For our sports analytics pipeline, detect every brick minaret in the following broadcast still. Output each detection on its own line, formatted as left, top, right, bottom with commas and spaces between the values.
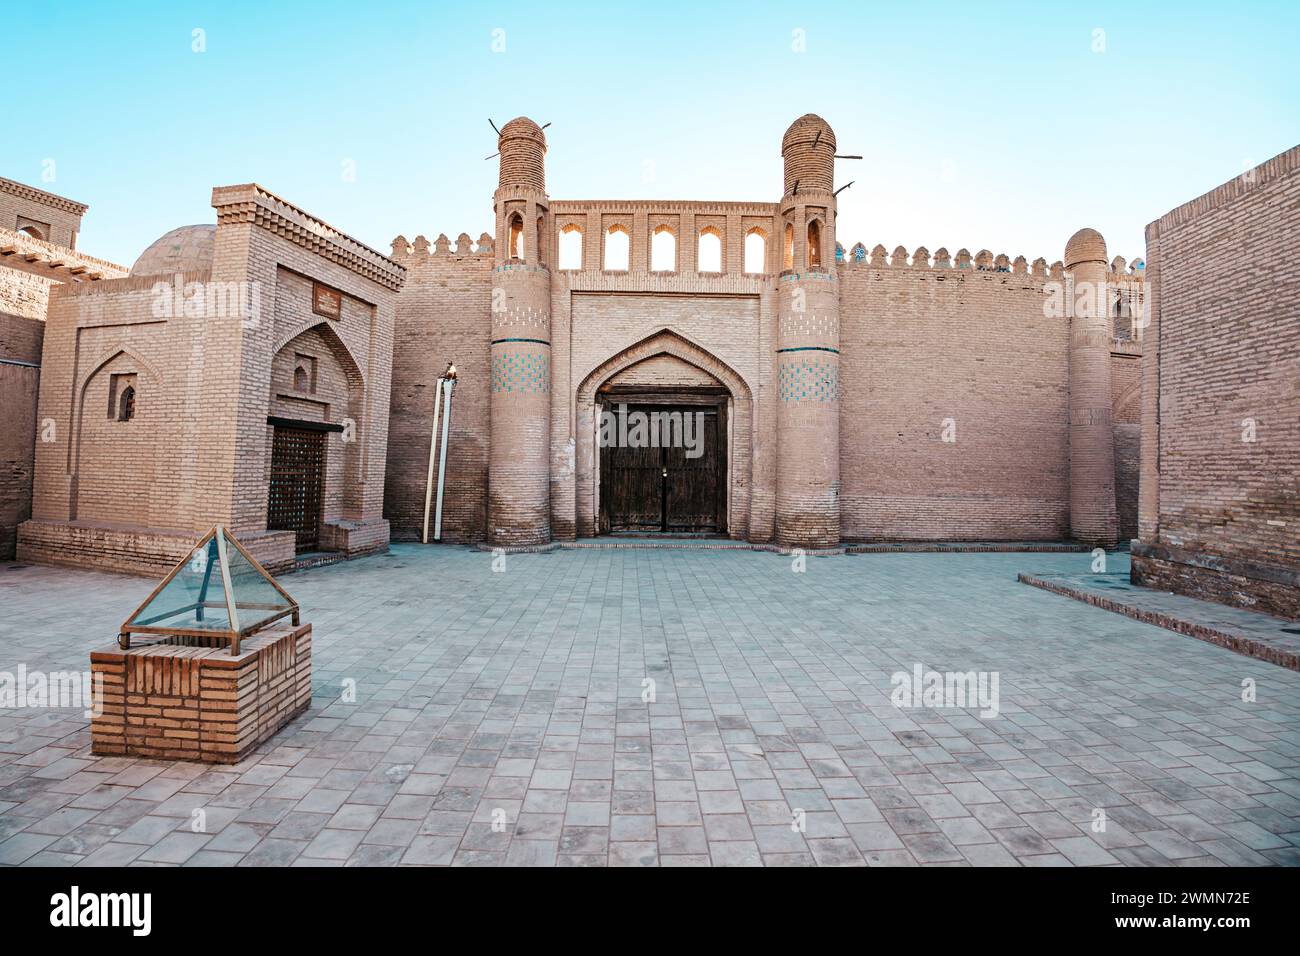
489, 117, 552, 546
1065, 227, 1118, 547
774, 114, 841, 549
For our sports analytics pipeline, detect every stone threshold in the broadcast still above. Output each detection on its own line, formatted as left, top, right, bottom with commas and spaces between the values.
1018, 570, 1300, 672
477, 538, 846, 556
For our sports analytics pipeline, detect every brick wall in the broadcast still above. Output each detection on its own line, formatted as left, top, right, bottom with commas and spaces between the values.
0, 265, 54, 320
0, 313, 42, 558
383, 237, 494, 542
837, 259, 1070, 541
1111, 345, 1142, 542
1134, 146, 1300, 618
28, 273, 211, 538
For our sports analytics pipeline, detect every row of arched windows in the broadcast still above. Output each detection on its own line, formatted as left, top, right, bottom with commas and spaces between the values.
508, 215, 827, 275
547, 225, 772, 274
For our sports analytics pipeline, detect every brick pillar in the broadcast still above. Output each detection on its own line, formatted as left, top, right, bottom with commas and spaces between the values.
490, 117, 552, 546
489, 266, 551, 546
775, 271, 840, 549
774, 114, 842, 550
1065, 228, 1118, 548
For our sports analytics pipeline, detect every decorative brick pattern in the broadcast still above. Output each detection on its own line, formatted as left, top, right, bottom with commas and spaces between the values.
491, 350, 550, 394
90, 622, 311, 763
778, 356, 839, 402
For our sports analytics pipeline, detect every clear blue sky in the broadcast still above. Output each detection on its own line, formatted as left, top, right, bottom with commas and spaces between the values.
3, 1, 1296, 268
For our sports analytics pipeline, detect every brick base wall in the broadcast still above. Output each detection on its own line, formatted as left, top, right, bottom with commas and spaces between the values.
319, 517, 390, 557
17, 519, 298, 576
91, 623, 311, 763
1131, 542, 1299, 621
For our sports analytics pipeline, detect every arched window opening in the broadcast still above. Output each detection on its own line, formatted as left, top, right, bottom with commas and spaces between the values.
294, 365, 309, 391
508, 214, 524, 260
697, 228, 722, 273
807, 219, 823, 270
1114, 292, 1133, 340
118, 386, 136, 422
651, 226, 676, 272
18, 225, 45, 241
558, 224, 583, 270
604, 225, 629, 271
536, 216, 546, 267
744, 230, 766, 274
783, 223, 794, 271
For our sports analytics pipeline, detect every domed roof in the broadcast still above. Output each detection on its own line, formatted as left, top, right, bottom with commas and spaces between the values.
499, 116, 546, 146
782, 113, 836, 153
1064, 227, 1107, 267
130, 224, 216, 277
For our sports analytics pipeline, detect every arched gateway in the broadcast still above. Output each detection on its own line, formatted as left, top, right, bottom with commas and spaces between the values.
574, 330, 754, 540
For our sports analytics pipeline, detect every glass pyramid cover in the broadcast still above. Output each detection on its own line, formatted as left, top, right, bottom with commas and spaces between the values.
121, 526, 299, 653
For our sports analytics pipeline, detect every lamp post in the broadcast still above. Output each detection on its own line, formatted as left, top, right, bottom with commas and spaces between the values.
422, 362, 457, 543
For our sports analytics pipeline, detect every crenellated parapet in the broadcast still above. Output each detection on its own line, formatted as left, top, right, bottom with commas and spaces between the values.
838, 240, 1146, 285
389, 232, 495, 261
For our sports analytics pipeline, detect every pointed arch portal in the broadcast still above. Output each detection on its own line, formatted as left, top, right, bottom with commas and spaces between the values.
574, 330, 754, 539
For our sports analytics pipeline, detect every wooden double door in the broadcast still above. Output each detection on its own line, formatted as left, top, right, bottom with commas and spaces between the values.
599, 398, 726, 534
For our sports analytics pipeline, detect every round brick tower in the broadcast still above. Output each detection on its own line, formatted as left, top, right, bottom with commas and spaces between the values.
1065, 227, 1118, 548
489, 117, 552, 546
775, 114, 841, 549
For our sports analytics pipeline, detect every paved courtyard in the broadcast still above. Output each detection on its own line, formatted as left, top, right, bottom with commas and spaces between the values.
2, 545, 1299, 867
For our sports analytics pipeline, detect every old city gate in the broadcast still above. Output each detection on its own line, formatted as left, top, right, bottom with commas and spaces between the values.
598, 398, 726, 534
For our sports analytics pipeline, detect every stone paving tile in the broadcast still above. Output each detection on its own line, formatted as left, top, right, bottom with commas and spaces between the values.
2, 546, 1300, 867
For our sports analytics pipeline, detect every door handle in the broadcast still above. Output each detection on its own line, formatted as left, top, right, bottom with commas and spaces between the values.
662, 468, 668, 478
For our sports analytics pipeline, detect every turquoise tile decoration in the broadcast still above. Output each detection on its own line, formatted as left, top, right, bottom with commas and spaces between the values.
779, 357, 839, 403
492, 350, 550, 394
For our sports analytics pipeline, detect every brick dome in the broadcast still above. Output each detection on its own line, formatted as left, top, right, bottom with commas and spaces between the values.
782, 114, 836, 153
782, 114, 836, 195
130, 224, 216, 276
1064, 227, 1108, 268
498, 117, 547, 191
